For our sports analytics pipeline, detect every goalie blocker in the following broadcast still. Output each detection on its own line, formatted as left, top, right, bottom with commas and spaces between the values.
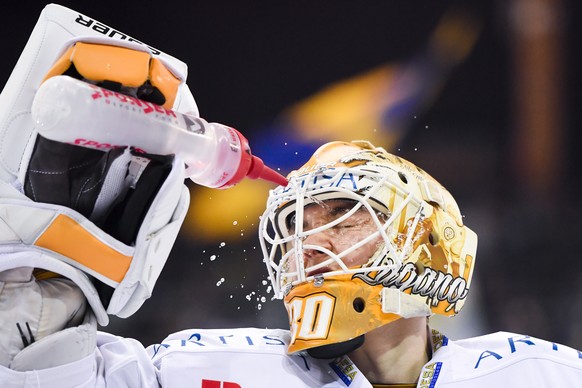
0, 3, 197, 329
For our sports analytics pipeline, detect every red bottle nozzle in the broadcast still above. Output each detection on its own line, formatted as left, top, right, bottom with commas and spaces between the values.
248, 155, 288, 187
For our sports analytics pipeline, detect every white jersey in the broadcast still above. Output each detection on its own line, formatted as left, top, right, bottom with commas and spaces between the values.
0, 327, 581, 387
148, 328, 582, 387
422, 329, 582, 387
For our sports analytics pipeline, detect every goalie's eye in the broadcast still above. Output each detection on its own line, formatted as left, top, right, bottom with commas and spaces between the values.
285, 212, 296, 233
285, 199, 361, 234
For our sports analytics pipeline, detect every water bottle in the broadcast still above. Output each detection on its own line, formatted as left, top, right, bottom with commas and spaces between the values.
31, 75, 287, 188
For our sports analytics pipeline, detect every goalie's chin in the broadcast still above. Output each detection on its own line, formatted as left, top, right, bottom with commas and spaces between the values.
306, 335, 365, 359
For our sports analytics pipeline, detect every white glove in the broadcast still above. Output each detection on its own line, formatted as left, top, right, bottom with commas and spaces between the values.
0, 4, 197, 370
0, 3, 196, 329
0, 267, 93, 368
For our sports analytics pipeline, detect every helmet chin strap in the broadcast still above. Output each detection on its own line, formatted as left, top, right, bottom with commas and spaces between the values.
307, 335, 365, 359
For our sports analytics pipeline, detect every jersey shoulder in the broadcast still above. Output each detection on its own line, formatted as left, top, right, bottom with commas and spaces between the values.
419, 330, 582, 387
149, 327, 292, 355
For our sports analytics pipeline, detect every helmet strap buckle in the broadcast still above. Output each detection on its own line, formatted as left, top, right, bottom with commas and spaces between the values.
381, 288, 430, 318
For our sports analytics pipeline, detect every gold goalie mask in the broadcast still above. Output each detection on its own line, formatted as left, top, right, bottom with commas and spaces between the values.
259, 141, 477, 358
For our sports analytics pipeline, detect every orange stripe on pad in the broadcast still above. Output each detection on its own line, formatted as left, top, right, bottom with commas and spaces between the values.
34, 214, 132, 283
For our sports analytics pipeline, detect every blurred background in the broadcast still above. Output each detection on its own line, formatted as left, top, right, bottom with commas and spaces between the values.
2, 0, 581, 348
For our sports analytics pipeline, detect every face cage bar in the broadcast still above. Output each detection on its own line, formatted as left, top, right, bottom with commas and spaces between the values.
258, 167, 428, 299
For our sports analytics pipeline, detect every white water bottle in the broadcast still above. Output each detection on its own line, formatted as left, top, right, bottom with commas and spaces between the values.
31, 75, 287, 188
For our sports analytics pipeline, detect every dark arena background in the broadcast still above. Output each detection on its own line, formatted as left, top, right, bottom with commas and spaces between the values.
2, 0, 582, 349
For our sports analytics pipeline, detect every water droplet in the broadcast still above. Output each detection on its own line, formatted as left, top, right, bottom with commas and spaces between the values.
260, 296, 266, 303
210, 255, 217, 261
257, 304, 262, 310
262, 280, 268, 285
233, 221, 238, 225
219, 242, 226, 248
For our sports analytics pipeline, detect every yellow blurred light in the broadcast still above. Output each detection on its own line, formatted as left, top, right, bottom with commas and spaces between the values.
182, 179, 275, 241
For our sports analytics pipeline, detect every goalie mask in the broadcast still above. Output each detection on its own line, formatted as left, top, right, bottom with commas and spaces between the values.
259, 141, 477, 357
